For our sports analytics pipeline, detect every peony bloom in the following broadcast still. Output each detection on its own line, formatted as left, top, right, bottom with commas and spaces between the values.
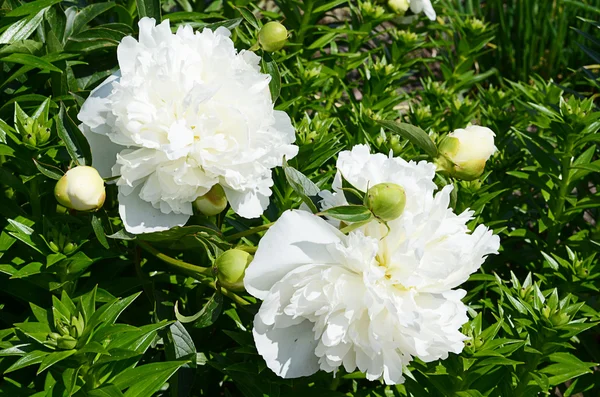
244, 145, 500, 384
408, 0, 436, 21
437, 125, 497, 181
78, 18, 298, 234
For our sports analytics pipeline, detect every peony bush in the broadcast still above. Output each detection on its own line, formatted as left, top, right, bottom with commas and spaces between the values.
0, 1, 598, 396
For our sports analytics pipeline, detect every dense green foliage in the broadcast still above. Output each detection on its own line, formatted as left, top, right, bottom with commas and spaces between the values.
0, 0, 599, 396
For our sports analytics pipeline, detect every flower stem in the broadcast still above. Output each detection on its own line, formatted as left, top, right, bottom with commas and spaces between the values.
206, 280, 251, 306
549, 138, 573, 243
137, 240, 213, 278
297, 0, 314, 44
225, 222, 274, 242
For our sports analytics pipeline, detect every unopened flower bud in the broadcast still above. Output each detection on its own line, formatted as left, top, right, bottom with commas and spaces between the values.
215, 249, 252, 291
550, 312, 570, 326
437, 126, 497, 181
388, 0, 409, 15
367, 183, 406, 221
57, 335, 77, 350
63, 242, 76, 255
258, 22, 288, 52
54, 166, 106, 211
194, 184, 228, 216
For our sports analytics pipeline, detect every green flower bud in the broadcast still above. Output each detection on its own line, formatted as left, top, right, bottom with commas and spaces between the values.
215, 249, 252, 292
194, 184, 228, 216
550, 312, 570, 326
54, 166, 106, 211
57, 335, 77, 350
388, 0, 409, 15
258, 22, 288, 52
367, 183, 406, 222
48, 332, 62, 341
56, 322, 70, 336
63, 242, 76, 255
49, 241, 60, 253
436, 126, 497, 181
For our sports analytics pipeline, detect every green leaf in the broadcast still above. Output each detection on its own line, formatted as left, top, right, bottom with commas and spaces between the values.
319, 205, 373, 223
1, 53, 62, 73
112, 361, 189, 397
92, 215, 110, 249
88, 385, 125, 397
375, 120, 438, 157
0, 9, 48, 44
56, 103, 92, 165
33, 159, 63, 180
282, 158, 320, 213
37, 349, 76, 374
261, 53, 281, 103
174, 293, 223, 328
166, 322, 196, 397
4, 349, 49, 373
135, 0, 161, 20
70, 3, 117, 35
6, 0, 62, 17
313, 0, 348, 13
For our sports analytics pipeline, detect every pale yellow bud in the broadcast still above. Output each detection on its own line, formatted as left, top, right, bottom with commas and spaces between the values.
437, 126, 497, 181
388, 0, 409, 15
194, 184, 228, 216
54, 166, 106, 211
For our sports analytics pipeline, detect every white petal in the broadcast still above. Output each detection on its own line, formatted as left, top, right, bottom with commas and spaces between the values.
77, 72, 120, 135
253, 315, 319, 379
80, 124, 123, 180
118, 185, 190, 234
244, 210, 344, 299
223, 186, 269, 219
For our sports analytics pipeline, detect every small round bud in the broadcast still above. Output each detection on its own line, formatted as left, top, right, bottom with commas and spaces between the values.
437, 126, 497, 181
388, 0, 409, 15
550, 312, 570, 326
194, 184, 228, 216
54, 166, 106, 211
215, 249, 252, 292
57, 335, 77, 350
258, 22, 288, 52
367, 183, 406, 221
63, 242, 76, 255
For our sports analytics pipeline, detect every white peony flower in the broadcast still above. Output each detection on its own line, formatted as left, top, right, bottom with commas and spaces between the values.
244, 145, 500, 384
437, 125, 497, 181
409, 0, 436, 21
78, 18, 298, 234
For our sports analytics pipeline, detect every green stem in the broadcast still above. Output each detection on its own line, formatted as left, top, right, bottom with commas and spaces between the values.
329, 375, 341, 391
137, 240, 213, 279
30, 175, 42, 220
549, 138, 573, 242
206, 280, 251, 306
225, 222, 274, 242
297, 0, 314, 44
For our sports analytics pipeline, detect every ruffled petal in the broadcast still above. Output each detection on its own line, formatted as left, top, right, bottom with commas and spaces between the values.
244, 210, 344, 299
118, 185, 190, 234
77, 72, 121, 136
253, 315, 320, 379
80, 124, 124, 180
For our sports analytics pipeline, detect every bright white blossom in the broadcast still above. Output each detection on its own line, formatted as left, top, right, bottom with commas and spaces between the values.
409, 0, 436, 20
438, 125, 497, 181
78, 18, 298, 234
245, 145, 500, 384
